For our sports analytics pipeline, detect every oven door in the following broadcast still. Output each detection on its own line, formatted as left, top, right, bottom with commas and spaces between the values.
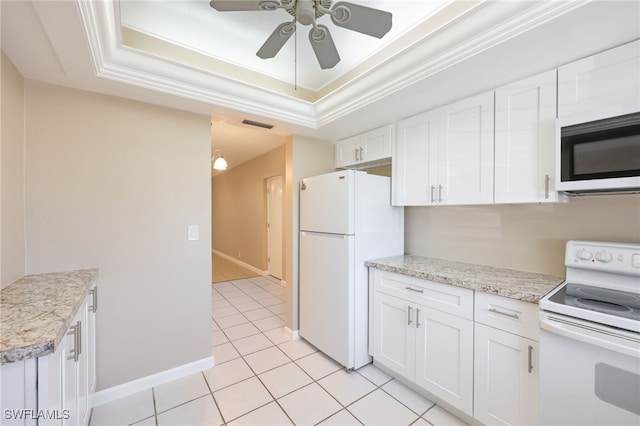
539, 312, 640, 425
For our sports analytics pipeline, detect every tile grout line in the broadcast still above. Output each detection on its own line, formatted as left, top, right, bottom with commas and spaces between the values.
212, 277, 444, 426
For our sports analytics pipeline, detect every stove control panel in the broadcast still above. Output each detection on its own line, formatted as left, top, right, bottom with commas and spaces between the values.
566, 240, 640, 276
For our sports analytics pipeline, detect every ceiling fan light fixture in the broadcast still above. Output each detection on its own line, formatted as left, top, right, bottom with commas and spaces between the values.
296, 0, 316, 25
210, 0, 392, 68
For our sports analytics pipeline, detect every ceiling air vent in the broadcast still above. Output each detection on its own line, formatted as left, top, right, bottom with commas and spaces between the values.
242, 119, 274, 130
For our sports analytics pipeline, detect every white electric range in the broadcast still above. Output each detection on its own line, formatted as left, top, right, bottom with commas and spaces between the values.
539, 240, 640, 425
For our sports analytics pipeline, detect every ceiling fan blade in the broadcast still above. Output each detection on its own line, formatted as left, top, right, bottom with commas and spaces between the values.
309, 25, 340, 69
330, 1, 392, 38
209, 0, 281, 12
257, 21, 296, 59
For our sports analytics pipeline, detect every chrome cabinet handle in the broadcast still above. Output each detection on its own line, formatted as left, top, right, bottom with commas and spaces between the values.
544, 174, 550, 199
359, 147, 364, 161
66, 321, 81, 362
488, 308, 520, 319
438, 185, 443, 202
89, 287, 98, 313
407, 306, 413, 326
354, 147, 359, 161
416, 308, 421, 329
405, 286, 424, 294
528, 345, 533, 373
430, 185, 436, 203
77, 320, 82, 357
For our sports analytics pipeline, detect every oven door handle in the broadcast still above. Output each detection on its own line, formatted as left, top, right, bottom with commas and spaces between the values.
540, 314, 640, 359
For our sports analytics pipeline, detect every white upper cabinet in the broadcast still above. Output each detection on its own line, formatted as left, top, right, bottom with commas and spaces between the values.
393, 110, 438, 205
558, 40, 640, 118
393, 92, 494, 206
495, 70, 566, 203
437, 91, 495, 205
335, 125, 393, 169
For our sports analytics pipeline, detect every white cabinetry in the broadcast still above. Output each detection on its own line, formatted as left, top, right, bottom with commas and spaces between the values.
371, 269, 474, 415
335, 125, 393, 169
558, 40, 640, 118
495, 70, 566, 203
473, 292, 539, 426
1, 286, 97, 426
370, 269, 542, 425
393, 91, 494, 206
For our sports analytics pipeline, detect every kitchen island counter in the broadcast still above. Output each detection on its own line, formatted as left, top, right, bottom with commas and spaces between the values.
365, 255, 563, 303
0, 269, 98, 364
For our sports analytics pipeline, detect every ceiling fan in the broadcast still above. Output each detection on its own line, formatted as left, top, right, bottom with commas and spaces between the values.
209, 0, 393, 69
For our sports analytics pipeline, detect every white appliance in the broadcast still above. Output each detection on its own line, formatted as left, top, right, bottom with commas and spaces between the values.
539, 240, 640, 425
299, 170, 403, 370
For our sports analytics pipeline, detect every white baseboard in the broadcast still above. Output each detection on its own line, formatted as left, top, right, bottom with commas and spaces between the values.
286, 327, 300, 341
212, 249, 267, 275
91, 356, 214, 408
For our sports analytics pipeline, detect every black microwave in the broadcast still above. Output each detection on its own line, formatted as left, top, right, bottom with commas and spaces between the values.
556, 110, 640, 194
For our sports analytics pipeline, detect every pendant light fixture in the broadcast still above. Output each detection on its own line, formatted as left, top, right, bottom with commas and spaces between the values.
212, 149, 228, 170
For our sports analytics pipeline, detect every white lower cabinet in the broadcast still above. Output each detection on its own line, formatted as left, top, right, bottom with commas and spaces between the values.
371, 270, 474, 416
415, 306, 474, 415
473, 292, 539, 426
1, 286, 97, 426
370, 269, 540, 425
38, 286, 96, 426
474, 324, 539, 426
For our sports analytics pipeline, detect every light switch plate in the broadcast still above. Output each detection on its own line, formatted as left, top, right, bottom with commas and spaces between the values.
188, 225, 199, 241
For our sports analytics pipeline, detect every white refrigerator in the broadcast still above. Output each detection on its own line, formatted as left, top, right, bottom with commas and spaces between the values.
299, 170, 404, 370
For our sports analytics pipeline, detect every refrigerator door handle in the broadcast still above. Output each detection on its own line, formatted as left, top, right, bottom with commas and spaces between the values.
300, 231, 349, 239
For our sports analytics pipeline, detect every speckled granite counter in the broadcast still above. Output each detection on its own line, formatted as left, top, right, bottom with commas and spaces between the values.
365, 255, 564, 303
1, 269, 98, 364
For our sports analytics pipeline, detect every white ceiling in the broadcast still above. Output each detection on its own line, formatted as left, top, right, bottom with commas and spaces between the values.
119, 0, 452, 92
2, 1, 639, 174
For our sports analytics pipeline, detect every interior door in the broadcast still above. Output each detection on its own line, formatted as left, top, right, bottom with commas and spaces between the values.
299, 231, 354, 368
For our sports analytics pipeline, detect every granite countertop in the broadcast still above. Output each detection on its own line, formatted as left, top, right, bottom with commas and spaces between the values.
365, 255, 564, 304
0, 269, 98, 364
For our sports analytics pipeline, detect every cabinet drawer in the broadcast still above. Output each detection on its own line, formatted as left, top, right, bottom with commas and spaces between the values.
474, 292, 539, 341
373, 270, 473, 320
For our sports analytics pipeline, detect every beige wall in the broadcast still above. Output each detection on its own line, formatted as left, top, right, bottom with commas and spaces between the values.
284, 135, 335, 331
212, 145, 285, 272
405, 194, 640, 277
1, 51, 26, 287
23, 80, 212, 390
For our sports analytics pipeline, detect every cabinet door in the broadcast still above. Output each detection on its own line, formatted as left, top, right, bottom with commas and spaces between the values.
62, 301, 90, 426
393, 111, 438, 205
415, 307, 474, 416
361, 125, 392, 163
63, 321, 79, 426
558, 40, 640, 118
474, 323, 539, 426
495, 70, 564, 203
372, 293, 415, 381
438, 91, 494, 205
335, 136, 360, 169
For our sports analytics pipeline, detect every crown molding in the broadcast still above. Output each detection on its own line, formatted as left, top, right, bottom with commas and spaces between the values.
76, 0, 587, 130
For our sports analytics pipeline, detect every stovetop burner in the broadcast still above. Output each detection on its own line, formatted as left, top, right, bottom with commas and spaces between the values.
539, 240, 640, 333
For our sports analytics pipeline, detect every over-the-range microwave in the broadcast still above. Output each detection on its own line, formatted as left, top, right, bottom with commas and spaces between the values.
556, 108, 640, 194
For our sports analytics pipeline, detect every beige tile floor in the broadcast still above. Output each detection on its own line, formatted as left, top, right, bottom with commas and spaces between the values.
90, 275, 470, 425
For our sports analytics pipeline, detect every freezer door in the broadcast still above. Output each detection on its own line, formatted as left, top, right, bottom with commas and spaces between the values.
299, 231, 355, 368
300, 171, 355, 234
